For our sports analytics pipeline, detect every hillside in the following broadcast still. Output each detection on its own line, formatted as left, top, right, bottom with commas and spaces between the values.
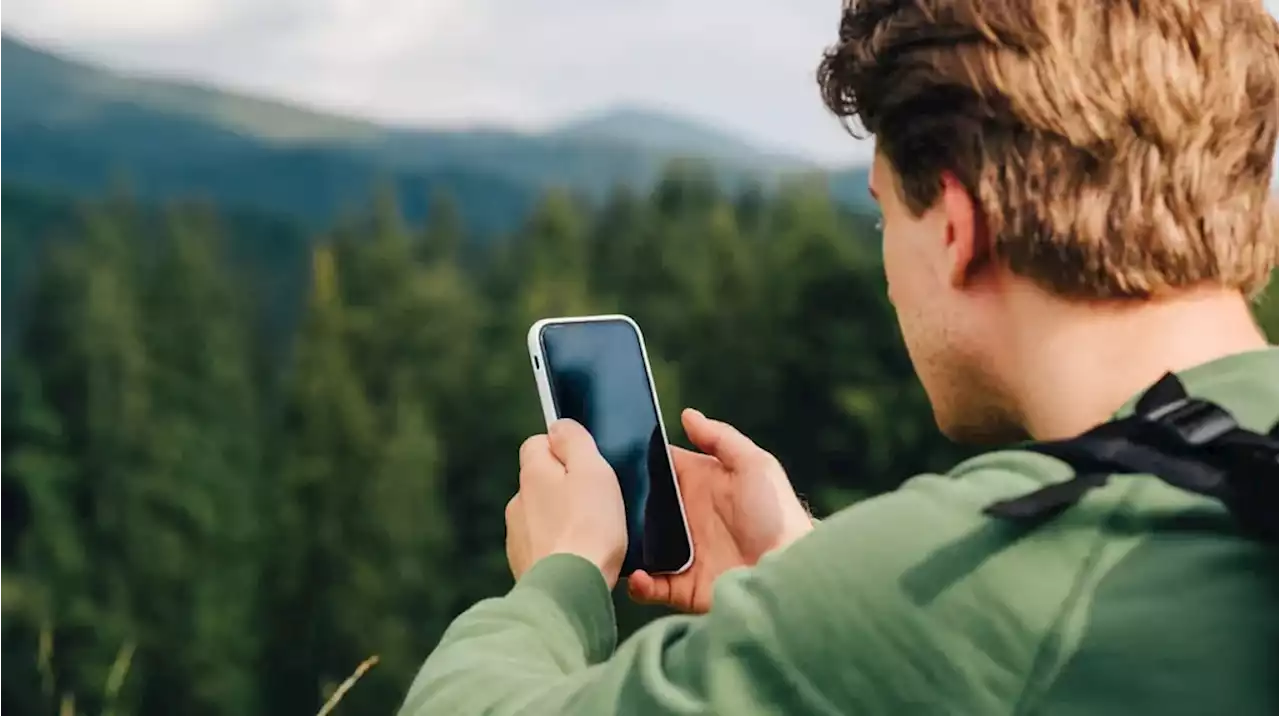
2, 34, 381, 142
0, 35, 874, 232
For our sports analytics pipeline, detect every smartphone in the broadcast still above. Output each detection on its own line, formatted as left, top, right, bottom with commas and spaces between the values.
528, 314, 694, 576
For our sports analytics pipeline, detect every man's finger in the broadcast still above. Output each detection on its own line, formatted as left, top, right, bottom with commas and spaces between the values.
505, 498, 528, 581
519, 436, 562, 489
519, 435, 550, 468
670, 446, 718, 483
548, 419, 602, 467
681, 408, 761, 471
627, 570, 673, 606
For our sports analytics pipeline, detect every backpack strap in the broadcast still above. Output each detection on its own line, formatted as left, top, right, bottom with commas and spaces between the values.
984, 373, 1279, 542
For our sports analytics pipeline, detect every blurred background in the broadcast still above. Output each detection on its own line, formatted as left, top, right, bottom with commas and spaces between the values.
2, 3, 1277, 715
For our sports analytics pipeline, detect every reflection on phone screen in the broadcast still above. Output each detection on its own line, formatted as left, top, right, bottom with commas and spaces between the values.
539, 320, 690, 574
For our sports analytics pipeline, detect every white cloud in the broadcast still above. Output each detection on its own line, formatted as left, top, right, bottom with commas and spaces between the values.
271, 0, 472, 69
1, 0, 238, 40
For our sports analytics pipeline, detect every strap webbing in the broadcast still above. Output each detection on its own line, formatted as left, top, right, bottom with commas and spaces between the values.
985, 373, 1278, 542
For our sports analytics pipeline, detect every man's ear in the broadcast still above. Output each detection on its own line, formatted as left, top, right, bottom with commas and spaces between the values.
939, 173, 988, 288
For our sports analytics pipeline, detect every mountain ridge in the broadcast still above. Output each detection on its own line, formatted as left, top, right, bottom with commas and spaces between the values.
548, 105, 813, 170
2, 34, 384, 142
1, 34, 815, 165
1, 33, 874, 230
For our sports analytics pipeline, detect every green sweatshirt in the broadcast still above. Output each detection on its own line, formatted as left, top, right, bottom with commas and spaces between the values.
399, 348, 1278, 716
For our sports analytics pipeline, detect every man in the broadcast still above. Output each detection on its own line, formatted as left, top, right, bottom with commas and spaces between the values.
399, 0, 1279, 713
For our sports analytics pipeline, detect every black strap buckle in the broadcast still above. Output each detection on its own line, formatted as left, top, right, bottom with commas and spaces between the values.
986, 373, 1277, 542
1142, 397, 1238, 446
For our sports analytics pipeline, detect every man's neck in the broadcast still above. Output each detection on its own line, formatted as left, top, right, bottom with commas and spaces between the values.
1006, 286, 1269, 441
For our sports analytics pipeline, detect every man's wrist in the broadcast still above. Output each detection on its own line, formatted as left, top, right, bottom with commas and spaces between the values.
752, 530, 809, 566
766, 514, 817, 556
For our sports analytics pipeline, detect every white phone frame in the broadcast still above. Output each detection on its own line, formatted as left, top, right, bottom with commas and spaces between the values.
527, 314, 695, 576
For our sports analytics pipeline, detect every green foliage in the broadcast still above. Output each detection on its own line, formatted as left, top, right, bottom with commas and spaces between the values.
3, 162, 1275, 716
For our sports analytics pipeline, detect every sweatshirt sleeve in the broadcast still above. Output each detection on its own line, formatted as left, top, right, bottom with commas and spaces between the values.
397, 464, 1085, 716
395, 550, 838, 716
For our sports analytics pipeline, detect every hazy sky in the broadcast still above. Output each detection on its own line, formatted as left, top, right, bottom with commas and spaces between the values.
5, 0, 1279, 167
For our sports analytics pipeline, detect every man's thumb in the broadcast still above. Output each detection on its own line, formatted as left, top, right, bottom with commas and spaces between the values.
682, 408, 758, 469
549, 419, 601, 466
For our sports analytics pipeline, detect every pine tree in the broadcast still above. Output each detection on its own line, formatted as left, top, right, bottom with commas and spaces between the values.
328, 191, 465, 706
1, 360, 79, 716
331, 374, 452, 707
4, 200, 153, 716
264, 245, 380, 713
135, 206, 265, 716
420, 189, 463, 264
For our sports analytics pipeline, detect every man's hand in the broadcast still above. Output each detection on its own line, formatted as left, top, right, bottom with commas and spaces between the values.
627, 409, 813, 614
506, 419, 628, 589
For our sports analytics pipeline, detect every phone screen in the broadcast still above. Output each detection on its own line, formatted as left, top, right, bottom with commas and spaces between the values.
538, 319, 691, 575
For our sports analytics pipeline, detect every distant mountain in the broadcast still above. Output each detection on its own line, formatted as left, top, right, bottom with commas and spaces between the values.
2, 34, 381, 142
3, 119, 539, 235
827, 167, 874, 211
1, 34, 872, 232
550, 107, 809, 171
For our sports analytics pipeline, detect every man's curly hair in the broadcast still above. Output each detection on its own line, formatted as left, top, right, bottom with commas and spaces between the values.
817, 0, 1279, 299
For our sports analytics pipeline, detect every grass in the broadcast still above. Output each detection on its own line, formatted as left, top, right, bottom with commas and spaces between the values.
100, 641, 136, 716
35, 623, 380, 716
316, 656, 380, 716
